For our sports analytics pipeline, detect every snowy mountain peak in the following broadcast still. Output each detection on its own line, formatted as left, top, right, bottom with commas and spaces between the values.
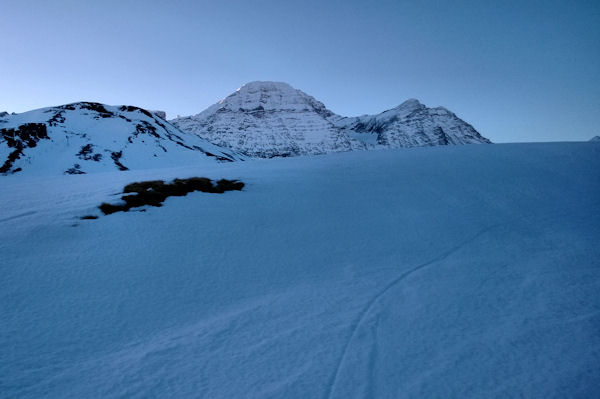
172, 82, 490, 157
215, 80, 332, 115
0, 102, 241, 175
589, 135, 600, 142
172, 82, 345, 158
237, 80, 294, 92
395, 98, 423, 110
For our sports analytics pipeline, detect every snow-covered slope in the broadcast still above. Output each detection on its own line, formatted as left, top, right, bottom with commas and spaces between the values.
336, 98, 490, 147
0, 102, 240, 175
171, 81, 490, 157
1, 143, 598, 398
172, 81, 355, 157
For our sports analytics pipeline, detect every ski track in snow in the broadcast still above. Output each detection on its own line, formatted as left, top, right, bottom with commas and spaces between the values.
0, 211, 37, 223
324, 206, 596, 398
324, 222, 504, 399
1, 142, 599, 398
364, 316, 381, 399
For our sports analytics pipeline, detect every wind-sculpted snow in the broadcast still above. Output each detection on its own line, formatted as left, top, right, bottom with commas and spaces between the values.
171, 81, 490, 157
0, 102, 241, 175
1, 143, 598, 398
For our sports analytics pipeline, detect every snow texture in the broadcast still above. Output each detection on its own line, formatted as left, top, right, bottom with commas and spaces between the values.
0, 102, 241, 175
171, 81, 491, 157
1, 142, 598, 398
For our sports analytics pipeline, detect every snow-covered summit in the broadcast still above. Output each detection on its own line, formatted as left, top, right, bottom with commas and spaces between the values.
171, 82, 491, 157
336, 98, 490, 148
0, 102, 241, 175
395, 98, 423, 110
172, 81, 352, 158
226, 81, 333, 114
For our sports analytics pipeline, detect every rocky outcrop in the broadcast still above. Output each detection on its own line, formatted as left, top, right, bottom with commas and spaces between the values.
151, 110, 167, 120
0, 102, 241, 175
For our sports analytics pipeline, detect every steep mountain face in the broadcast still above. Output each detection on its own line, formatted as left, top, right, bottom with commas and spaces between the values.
172, 82, 355, 158
0, 102, 240, 175
335, 99, 491, 147
171, 81, 490, 158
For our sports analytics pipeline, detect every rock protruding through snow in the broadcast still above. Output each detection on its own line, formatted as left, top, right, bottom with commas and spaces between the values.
0, 102, 242, 175
97, 177, 245, 215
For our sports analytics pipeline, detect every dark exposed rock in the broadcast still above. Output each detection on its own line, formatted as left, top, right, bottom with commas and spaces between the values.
0, 123, 49, 173
77, 144, 94, 159
151, 110, 167, 120
110, 151, 128, 171
79, 102, 113, 118
65, 164, 86, 175
76, 144, 103, 162
48, 110, 66, 126
99, 177, 245, 215
1, 148, 23, 174
119, 105, 153, 119
135, 121, 160, 138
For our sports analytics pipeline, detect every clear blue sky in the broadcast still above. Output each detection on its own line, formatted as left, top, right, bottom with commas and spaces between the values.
1, 0, 599, 142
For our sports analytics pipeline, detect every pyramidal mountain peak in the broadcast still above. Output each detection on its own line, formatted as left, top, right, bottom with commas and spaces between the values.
224, 81, 332, 114
173, 81, 346, 158
395, 98, 423, 109
172, 81, 490, 157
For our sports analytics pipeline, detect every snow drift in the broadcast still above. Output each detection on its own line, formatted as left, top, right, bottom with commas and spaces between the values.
1, 142, 598, 398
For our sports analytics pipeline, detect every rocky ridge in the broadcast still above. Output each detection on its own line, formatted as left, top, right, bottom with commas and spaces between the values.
172, 81, 491, 158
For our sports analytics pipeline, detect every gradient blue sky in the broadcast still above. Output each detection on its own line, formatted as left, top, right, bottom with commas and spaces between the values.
1, 0, 598, 142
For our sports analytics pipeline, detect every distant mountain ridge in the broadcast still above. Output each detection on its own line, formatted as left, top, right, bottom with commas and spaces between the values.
335, 98, 487, 148
171, 81, 491, 158
0, 102, 240, 175
1, 82, 492, 175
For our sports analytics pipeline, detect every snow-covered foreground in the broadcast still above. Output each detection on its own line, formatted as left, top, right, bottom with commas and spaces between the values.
1, 143, 599, 398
